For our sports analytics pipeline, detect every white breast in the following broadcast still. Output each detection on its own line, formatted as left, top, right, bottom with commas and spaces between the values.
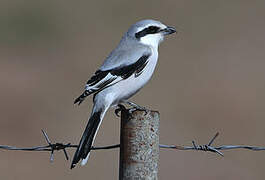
108, 49, 159, 105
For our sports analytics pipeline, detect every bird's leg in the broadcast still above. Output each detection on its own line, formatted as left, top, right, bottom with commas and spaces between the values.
114, 104, 126, 117
123, 101, 149, 114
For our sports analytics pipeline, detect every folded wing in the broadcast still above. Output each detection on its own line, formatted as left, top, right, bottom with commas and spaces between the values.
74, 53, 151, 105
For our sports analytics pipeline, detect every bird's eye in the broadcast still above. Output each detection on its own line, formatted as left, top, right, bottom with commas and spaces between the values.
135, 26, 161, 39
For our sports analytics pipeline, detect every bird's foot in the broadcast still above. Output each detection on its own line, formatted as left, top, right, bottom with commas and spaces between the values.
115, 104, 126, 117
124, 101, 149, 115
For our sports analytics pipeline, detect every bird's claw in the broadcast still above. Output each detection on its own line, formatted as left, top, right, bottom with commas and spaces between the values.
126, 103, 149, 115
115, 102, 149, 117
115, 108, 121, 117
115, 104, 126, 117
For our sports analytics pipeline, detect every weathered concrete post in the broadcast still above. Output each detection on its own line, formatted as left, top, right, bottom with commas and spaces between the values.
119, 109, 160, 180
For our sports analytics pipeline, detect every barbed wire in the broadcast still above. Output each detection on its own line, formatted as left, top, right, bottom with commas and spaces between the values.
159, 132, 265, 156
0, 130, 264, 162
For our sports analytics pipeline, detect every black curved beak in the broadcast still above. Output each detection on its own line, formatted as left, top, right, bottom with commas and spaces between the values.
162, 26, 177, 35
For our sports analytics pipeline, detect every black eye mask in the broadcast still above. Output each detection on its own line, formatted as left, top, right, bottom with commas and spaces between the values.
135, 26, 161, 39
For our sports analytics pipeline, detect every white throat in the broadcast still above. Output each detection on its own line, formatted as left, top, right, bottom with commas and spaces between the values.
140, 34, 164, 49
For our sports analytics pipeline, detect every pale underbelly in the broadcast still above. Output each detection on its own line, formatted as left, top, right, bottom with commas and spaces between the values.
96, 57, 158, 106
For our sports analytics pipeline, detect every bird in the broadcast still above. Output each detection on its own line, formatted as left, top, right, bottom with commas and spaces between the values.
71, 19, 176, 169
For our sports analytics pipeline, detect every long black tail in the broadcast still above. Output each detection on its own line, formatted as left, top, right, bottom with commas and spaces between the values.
71, 111, 102, 169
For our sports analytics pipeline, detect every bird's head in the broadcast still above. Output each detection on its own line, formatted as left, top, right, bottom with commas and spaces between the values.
127, 19, 176, 48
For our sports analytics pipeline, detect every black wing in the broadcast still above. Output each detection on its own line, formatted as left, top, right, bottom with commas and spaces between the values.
74, 54, 150, 105
110, 54, 150, 78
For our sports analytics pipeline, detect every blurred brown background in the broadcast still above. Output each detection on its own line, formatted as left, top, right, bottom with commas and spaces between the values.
0, 0, 265, 179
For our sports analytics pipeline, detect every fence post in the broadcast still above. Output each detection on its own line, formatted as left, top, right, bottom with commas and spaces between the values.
119, 108, 160, 180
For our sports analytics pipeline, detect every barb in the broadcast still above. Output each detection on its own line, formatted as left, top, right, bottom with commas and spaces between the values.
160, 132, 224, 156
0, 131, 264, 162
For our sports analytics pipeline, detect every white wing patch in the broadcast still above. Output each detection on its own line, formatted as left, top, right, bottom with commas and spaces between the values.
85, 73, 123, 92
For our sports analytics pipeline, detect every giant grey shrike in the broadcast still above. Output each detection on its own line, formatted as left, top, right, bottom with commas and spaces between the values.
71, 19, 176, 168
